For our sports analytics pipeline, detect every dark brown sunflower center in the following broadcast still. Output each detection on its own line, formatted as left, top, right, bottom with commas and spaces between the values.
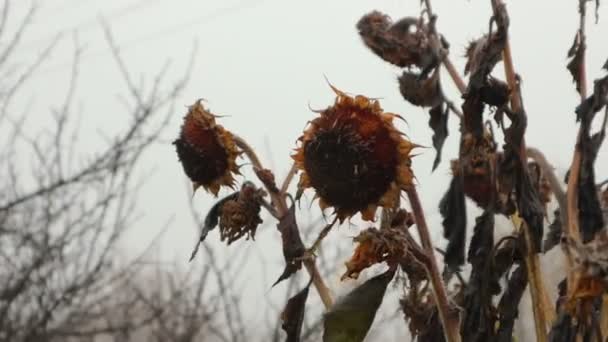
174, 127, 229, 185
303, 126, 397, 213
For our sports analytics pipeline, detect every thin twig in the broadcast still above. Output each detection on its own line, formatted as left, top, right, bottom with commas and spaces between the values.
232, 135, 334, 309
406, 187, 461, 342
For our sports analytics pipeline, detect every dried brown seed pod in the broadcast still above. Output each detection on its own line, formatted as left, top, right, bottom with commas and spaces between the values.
341, 227, 409, 280
174, 100, 240, 196
293, 85, 416, 221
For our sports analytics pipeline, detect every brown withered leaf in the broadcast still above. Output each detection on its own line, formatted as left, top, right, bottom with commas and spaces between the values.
357, 11, 437, 70
342, 227, 409, 280
281, 279, 313, 342
400, 288, 444, 342
464, 5, 509, 91
495, 266, 527, 342
429, 103, 449, 171
398, 68, 443, 108
274, 205, 306, 286
462, 93, 485, 138
575, 75, 608, 241
439, 175, 467, 273
498, 106, 545, 252
255, 168, 279, 194
543, 209, 563, 253
603, 57, 608, 71
461, 209, 497, 342
189, 190, 240, 261
566, 32, 585, 95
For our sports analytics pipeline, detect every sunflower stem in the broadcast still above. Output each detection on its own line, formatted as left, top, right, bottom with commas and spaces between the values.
406, 187, 461, 342
421, 0, 467, 95
233, 135, 334, 309
489, 1, 553, 338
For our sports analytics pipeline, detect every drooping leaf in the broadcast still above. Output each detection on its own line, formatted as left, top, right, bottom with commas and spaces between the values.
566, 32, 585, 95
495, 266, 527, 342
603, 57, 608, 71
499, 106, 545, 252
574, 76, 608, 241
189, 190, 240, 261
398, 68, 443, 108
543, 209, 563, 253
323, 269, 395, 342
274, 205, 306, 286
357, 11, 437, 70
462, 209, 496, 342
429, 103, 449, 171
439, 176, 467, 273
281, 280, 313, 342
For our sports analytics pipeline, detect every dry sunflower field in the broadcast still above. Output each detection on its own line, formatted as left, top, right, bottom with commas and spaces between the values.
174, 1, 608, 341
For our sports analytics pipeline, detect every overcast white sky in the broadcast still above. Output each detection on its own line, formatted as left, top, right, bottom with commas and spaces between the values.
11, 0, 608, 339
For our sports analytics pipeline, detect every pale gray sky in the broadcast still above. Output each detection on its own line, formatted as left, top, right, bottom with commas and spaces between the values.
12, 0, 608, 339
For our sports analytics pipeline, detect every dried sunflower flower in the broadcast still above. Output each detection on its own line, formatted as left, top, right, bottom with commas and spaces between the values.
174, 100, 240, 196
293, 85, 415, 221
219, 181, 265, 245
342, 227, 409, 280
452, 132, 507, 211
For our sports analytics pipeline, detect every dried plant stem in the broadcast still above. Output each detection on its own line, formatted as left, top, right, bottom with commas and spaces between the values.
566, 0, 589, 247
233, 135, 334, 309
280, 162, 297, 195
406, 187, 461, 342
489, 1, 552, 339
600, 295, 608, 339
421, 0, 467, 95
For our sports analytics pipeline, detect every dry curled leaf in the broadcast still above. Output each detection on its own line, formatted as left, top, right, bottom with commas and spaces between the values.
495, 266, 527, 342
566, 32, 585, 96
439, 175, 467, 273
342, 227, 409, 280
400, 286, 444, 341
357, 11, 437, 70
274, 205, 306, 286
429, 103, 449, 171
281, 280, 313, 342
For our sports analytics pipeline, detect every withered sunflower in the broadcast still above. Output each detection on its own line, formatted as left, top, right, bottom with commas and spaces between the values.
293, 85, 415, 221
174, 100, 240, 196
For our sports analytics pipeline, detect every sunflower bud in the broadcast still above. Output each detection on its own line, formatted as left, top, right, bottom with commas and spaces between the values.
174, 100, 240, 196
293, 86, 415, 221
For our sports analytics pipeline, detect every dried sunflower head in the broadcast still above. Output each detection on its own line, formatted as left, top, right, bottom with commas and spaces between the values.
174, 100, 240, 196
342, 227, 409, 280
293, 85, 415, 222
219, 181, 265, 245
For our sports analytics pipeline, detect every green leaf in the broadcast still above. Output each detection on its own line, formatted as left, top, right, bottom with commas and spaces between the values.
323, 269, 395, 342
